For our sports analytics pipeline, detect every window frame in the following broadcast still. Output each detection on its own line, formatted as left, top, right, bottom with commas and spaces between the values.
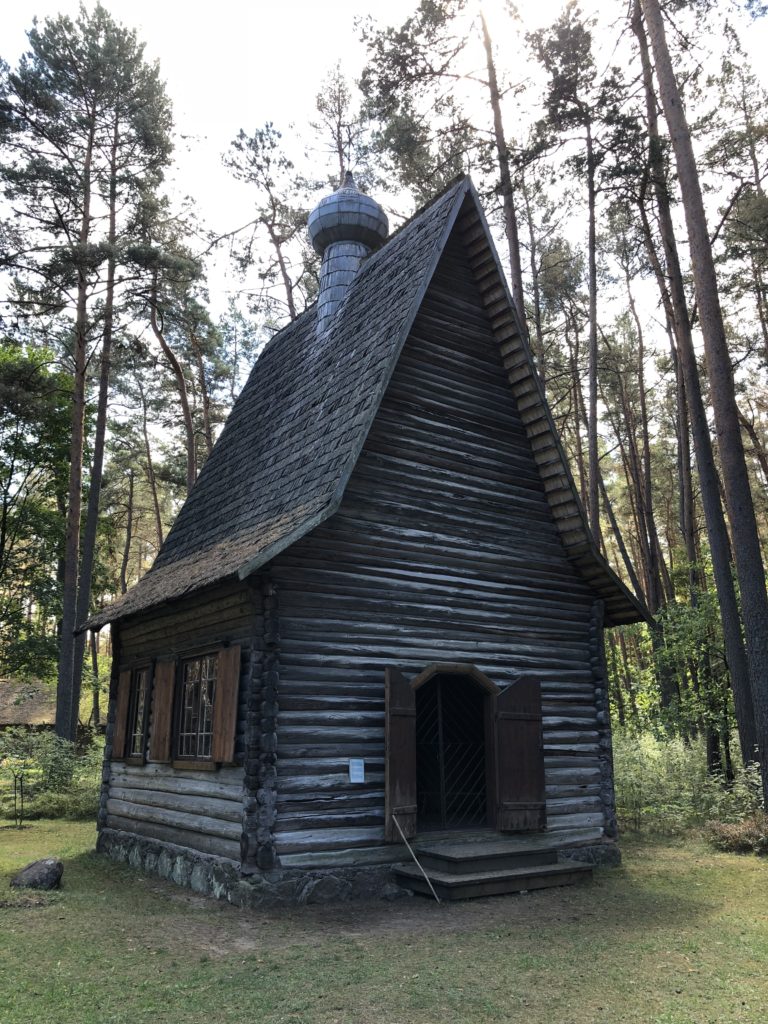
124, 663, 152, 765
171, 649, 219, 770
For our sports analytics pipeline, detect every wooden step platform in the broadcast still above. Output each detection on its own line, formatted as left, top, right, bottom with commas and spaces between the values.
393, 831, 594, 900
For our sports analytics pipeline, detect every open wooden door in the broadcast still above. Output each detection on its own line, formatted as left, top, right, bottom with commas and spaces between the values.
384, 666, 417, 841
494, 676, 546, 832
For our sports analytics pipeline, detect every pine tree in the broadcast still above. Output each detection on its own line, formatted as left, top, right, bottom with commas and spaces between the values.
1, 4, 173, 740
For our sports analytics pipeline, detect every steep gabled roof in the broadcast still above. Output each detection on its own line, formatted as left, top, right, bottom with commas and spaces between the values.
89, 178, 648, 630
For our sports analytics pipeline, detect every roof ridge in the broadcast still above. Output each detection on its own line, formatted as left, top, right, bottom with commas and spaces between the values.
384, 174, 469, 245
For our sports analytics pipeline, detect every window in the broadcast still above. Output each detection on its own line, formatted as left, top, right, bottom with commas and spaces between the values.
112, 664, 152, 762
126, 666, 151, 760
175, 653, 218, 761
112, 644, 241, 767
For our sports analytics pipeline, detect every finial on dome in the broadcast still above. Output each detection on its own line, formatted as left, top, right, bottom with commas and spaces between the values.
307, 171, 389, 257
308, 170, 389, 336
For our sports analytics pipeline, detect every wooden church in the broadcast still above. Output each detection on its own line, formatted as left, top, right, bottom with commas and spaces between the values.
88, 174, 648, 904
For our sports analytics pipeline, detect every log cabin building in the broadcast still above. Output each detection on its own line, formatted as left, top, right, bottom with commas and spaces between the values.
88, 175, 648, 903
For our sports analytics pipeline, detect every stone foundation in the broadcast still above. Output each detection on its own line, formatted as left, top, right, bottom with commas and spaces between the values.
97, 828, 407, 906
97, 828, 621, 906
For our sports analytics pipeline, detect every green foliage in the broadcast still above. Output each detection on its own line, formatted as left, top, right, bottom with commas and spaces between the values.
614, 730, 764, 834
705, 813, 768, 855
0, 342, 71, 681
0, 728, 102, 822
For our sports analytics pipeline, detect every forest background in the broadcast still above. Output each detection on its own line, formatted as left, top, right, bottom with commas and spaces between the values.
2, 0, 768, 831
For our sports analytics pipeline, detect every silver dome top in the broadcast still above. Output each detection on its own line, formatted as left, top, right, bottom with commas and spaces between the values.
307, 171, 389, 256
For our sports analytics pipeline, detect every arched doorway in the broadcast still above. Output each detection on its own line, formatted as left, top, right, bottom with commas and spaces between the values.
384, 663, 546, 841
415, 671, 489, 831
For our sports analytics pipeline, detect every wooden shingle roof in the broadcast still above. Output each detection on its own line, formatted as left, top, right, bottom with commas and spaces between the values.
0, 680, 56, 727
89, 178, 648, 630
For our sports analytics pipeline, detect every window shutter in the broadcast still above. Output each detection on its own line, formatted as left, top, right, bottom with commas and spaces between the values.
212, 644, 241, 763
149, 660, 176, 762
112, 669, 132, 760
494, 676, 546, 832
384, 666, 417, 841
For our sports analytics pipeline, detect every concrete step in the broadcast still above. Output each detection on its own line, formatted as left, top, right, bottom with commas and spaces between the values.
393, 858, 592, 901
414, 837, 560, 875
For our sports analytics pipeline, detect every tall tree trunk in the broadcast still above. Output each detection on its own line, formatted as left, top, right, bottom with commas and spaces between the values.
138, 382, 164, 551
739, 409, 768, 487
565, 317, 588, 506
56, 120, 96, 743
190, 331, 214, 457
89, 629, 100, 728
627, 268, 667, 608
520, 167, 546, 382
120, 468, 134, 595
70, 125, 119, 739
607, 633, 627, 727
618, 630, 640, 720
633, 0, 758, 767
480, 12, 527, 328
599, 472, 644, 600
585, 123, 600, 543
149, 270, 197, 494
643, 0, 768, 785
266, 219, 298, 321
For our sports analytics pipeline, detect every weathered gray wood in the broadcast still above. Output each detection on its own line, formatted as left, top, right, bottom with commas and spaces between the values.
266, 234, 606, 855
106, 798, 241, 841
546, 811, 605, 830
109, 787, 241, 822
112, 762, 243, 789
105, 581, 256, 860
280, 845, 408, 868
274, 826, 385, 853
105, 815, 241, 861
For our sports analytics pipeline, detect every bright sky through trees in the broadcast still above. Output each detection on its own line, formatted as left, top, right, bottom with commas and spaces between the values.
4, 0, 767, 311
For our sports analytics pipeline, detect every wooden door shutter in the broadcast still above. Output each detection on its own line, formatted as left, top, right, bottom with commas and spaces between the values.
111, 669, 132, 760
494, 676, 546, 832
149, 659, 176, 762
384, 666, 418, 841
212, 644, 241, 763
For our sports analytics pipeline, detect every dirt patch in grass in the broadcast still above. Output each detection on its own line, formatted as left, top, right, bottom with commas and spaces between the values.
1, 823, 767, 1024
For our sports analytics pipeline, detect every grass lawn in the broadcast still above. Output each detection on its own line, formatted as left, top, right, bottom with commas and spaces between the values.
1, 822, 766, 1024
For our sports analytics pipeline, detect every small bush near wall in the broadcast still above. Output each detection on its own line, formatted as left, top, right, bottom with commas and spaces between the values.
705, 814, 768, 855
613, 729, 764, 834
0, 728, 102, 823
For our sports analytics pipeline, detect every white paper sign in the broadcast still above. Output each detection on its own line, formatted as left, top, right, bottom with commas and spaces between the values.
348, 758, 365, 783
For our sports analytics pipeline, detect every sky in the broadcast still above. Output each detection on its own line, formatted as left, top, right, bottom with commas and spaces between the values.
0, 2, 609, 301
4, 0, 767, 313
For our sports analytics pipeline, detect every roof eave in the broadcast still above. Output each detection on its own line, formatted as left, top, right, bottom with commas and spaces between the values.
459, 181, 651, 628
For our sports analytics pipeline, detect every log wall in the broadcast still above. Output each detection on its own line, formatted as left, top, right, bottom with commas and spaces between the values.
270, 232, 604, 861
103, 579, 260, 862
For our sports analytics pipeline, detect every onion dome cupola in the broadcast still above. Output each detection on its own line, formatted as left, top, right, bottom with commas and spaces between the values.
308, 171, 389, 336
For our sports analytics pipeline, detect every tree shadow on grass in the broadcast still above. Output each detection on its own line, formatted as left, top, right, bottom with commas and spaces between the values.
56, 849, 714, 953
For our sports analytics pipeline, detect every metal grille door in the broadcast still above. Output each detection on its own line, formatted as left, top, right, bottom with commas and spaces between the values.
415, 674, 487, 830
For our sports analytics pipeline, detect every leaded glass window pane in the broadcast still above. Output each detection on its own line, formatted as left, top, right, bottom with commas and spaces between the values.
128, 668, 150, 758
177, 654, 217, 759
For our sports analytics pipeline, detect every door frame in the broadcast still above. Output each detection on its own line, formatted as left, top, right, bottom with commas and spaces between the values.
411, 663, 499, 830
385, 662, 546, 840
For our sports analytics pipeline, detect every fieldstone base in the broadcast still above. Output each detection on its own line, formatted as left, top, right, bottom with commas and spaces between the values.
97, 828, 406, 906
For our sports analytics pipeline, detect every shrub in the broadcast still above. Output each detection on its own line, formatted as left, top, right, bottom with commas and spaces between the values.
21, 786, 100, 820
705, 814, 768, 855
0, 728, 102, 822
613, 729, 763, 834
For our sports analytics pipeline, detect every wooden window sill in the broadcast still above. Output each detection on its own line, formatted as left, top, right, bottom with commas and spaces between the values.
171, 759, 216, 771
